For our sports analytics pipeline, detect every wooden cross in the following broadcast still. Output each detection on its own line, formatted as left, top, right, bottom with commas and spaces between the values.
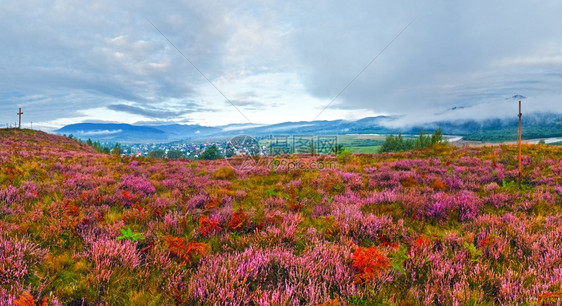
518, 101, 522, 188
17, 108, 23, 129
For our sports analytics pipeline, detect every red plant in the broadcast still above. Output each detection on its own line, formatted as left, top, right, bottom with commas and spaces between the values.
400, 177, 417, 187
538, 291, 562, 304
257, 213, 282, 230
318, 299, 341, 306
133, 202, 145, 212
121, 190, 133, 202
478, 233, 496, 249
63, 201, 80, 217
414, 235, 431, 248
13, 292, 47, 306
431, 179, 447, 191
378, 234, 399, 250
165, 236, 209, 265
286, 188, 305, 212
63, 201, 81, 228
93, 212, 104, 222
140, 240, 155, 255
227, 210, 249, 231
199, 215, 221, 237
412, 235, 431, 250
13, 292, 35, 306
352, 246, 390, 284
204, 197, 221, 210
151, 207, 164, 218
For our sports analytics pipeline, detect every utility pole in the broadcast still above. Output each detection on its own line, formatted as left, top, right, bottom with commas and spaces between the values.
518, 101, 522, 189
17, 108, 23, 129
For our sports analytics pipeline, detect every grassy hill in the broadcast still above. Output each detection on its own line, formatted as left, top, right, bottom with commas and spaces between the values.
1, 129, 561, 304
0, 128, 94, 153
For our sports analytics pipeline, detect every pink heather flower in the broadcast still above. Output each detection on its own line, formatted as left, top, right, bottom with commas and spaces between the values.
555, 186, 562, 197
186, 243, 358, 304
454, 191, 482, 222
338, 172, 363, 190
0, 235, 46, 297
84, 236, 141, 283
118, 175, 156, 196
311, 204, 331, 218
485, 193, 513, 209
0, 185, 19, 204
483, 182, 500, 193
186, 193, 211, 210
163, 211, 184, 235
233, 190, 247, 201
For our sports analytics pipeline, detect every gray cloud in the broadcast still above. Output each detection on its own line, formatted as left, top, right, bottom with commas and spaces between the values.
225, 91, 277, 110
0, 0, 230, 125
107, 104, 201, 118
1, 0, 561, 128
227, 100, 267, 110
380, 94, 562, 129
291, 0, 562, 117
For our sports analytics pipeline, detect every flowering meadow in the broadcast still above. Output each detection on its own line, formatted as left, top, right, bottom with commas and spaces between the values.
1, 129, 561, 305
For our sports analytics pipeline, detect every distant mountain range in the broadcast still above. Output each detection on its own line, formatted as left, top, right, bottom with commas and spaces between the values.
55, 113, 562, 144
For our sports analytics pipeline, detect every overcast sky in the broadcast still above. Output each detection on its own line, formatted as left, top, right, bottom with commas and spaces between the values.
1, 0, 562, 130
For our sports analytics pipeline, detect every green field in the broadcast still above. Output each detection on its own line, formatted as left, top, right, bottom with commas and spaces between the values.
347, 146, 381, 153
334, 134, 386, 154
259, 134, 388, 154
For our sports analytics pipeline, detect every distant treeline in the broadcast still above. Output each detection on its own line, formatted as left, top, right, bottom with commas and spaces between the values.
379, 129, 446, 153
463, 125, 562, 142
83, 138, 121, 155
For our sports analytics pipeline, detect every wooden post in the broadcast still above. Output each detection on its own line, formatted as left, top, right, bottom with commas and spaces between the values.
17, 108, 23, 129
518, 101, 522, 189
